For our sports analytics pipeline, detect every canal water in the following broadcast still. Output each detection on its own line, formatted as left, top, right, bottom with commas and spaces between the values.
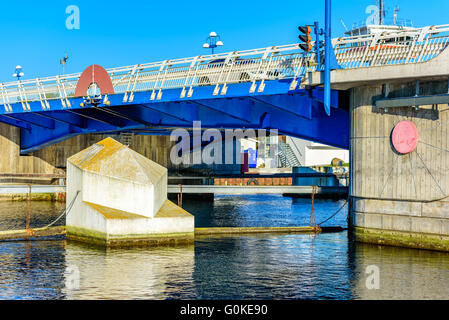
0, 195, 449, 300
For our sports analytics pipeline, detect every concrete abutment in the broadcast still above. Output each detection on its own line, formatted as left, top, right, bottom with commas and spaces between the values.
349, 80, 449, 251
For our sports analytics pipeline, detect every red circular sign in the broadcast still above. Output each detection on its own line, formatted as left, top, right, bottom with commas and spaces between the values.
392, 121, 418, 154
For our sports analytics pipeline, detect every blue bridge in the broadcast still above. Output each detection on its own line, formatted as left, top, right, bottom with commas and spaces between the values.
1, 25, 448, 153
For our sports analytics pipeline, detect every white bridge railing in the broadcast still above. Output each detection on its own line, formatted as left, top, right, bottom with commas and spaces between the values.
2, 24, 449, 112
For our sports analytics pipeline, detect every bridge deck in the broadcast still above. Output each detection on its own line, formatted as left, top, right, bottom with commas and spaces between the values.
0, 24, 448, 152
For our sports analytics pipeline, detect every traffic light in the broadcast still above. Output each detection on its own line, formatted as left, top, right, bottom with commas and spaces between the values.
298, 26, 312, 52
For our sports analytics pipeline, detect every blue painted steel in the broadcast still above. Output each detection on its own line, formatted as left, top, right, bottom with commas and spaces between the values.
323, 0, 342, 117
247, 148, 257, 168
0, 79, 349, 154
314, 21, 322, 70
324, 0, 331, 116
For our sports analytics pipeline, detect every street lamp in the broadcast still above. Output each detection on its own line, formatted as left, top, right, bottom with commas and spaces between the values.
60, 52, 69, 74
202, 31, 224, 54
12, 65, 24, 81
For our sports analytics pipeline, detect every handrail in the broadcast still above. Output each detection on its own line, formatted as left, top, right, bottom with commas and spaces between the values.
1, 24, 449, 108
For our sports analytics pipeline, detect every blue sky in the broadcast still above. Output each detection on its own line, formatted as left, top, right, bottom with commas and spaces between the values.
0, 0, 447, 81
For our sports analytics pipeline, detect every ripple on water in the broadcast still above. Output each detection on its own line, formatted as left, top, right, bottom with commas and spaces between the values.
0, 196, 448, 299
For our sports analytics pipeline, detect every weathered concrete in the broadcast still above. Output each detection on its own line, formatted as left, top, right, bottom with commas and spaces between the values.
66, 137, 194, 247
348, 74, 449, 251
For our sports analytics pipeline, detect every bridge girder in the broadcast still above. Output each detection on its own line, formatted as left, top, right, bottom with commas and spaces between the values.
0, 81, 349, 154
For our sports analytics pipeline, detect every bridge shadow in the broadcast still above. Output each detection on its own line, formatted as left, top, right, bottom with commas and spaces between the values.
0, 126, 176, 179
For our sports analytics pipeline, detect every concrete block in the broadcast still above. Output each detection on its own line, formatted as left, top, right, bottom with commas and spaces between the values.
410, 217, 442, 235
381, 215, 393, 230
422, 201, 449, 219
352, 198, 365, 212
66, 137, 194, 247
441, 219, 449, 236
351, 212, 365, 228
68, 137, 167, 218
390, 215, 412, 232
363, 199, 422, 217
363, 213, 382, 229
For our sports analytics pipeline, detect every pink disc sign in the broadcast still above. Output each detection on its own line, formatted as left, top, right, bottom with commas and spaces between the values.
391, 121, 418, 154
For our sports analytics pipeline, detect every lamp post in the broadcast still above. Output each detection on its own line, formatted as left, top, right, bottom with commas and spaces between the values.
202, 32, 224, 54
60, 53, 69, 75
12, 65, 24, 81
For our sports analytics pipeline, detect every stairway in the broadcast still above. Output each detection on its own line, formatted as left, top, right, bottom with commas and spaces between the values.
278, 142, 301, 168
119, 132, 134, 146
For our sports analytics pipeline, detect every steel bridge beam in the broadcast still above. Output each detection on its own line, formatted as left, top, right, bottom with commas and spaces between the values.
12, 82, 349, 153
2, 113, 54, 129
189, 99, 251, 123
65, 109, 129, 128
93, 106, 155, 127
0, 115, 31, 130
34, 111, 87, 129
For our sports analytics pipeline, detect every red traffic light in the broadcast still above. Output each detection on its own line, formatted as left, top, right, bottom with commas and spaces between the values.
298, 26, 311, 35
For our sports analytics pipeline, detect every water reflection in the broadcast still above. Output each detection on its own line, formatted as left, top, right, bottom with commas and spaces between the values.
193, 232, 353, 299
0, 196, 449, 299
0, 201, 65, 231
63, 242, 195, 300
0, 240, 66, 299
349, 242, 449, 299
183, 194, 348, 228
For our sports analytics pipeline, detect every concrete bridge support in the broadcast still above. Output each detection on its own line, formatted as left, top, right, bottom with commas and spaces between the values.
0, 123, 175, 175
349, 81, 449, 251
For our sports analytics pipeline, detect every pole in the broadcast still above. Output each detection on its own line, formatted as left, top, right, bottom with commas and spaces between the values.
314, 21, 321, 71
324, 0, 331, 116
26, 184, 32, 239
379, 0, 384, 25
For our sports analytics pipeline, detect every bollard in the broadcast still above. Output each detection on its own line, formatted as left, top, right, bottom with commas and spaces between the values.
177, 184, 183, 208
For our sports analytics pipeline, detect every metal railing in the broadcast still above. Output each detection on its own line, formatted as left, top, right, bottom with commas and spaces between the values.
2, 24, 449, 111
334, 24, 449, 69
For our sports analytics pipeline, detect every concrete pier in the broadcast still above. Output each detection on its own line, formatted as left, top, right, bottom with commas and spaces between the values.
66, 137, 194, 247
333, 48, 449, 251
349, 82, 449, 251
